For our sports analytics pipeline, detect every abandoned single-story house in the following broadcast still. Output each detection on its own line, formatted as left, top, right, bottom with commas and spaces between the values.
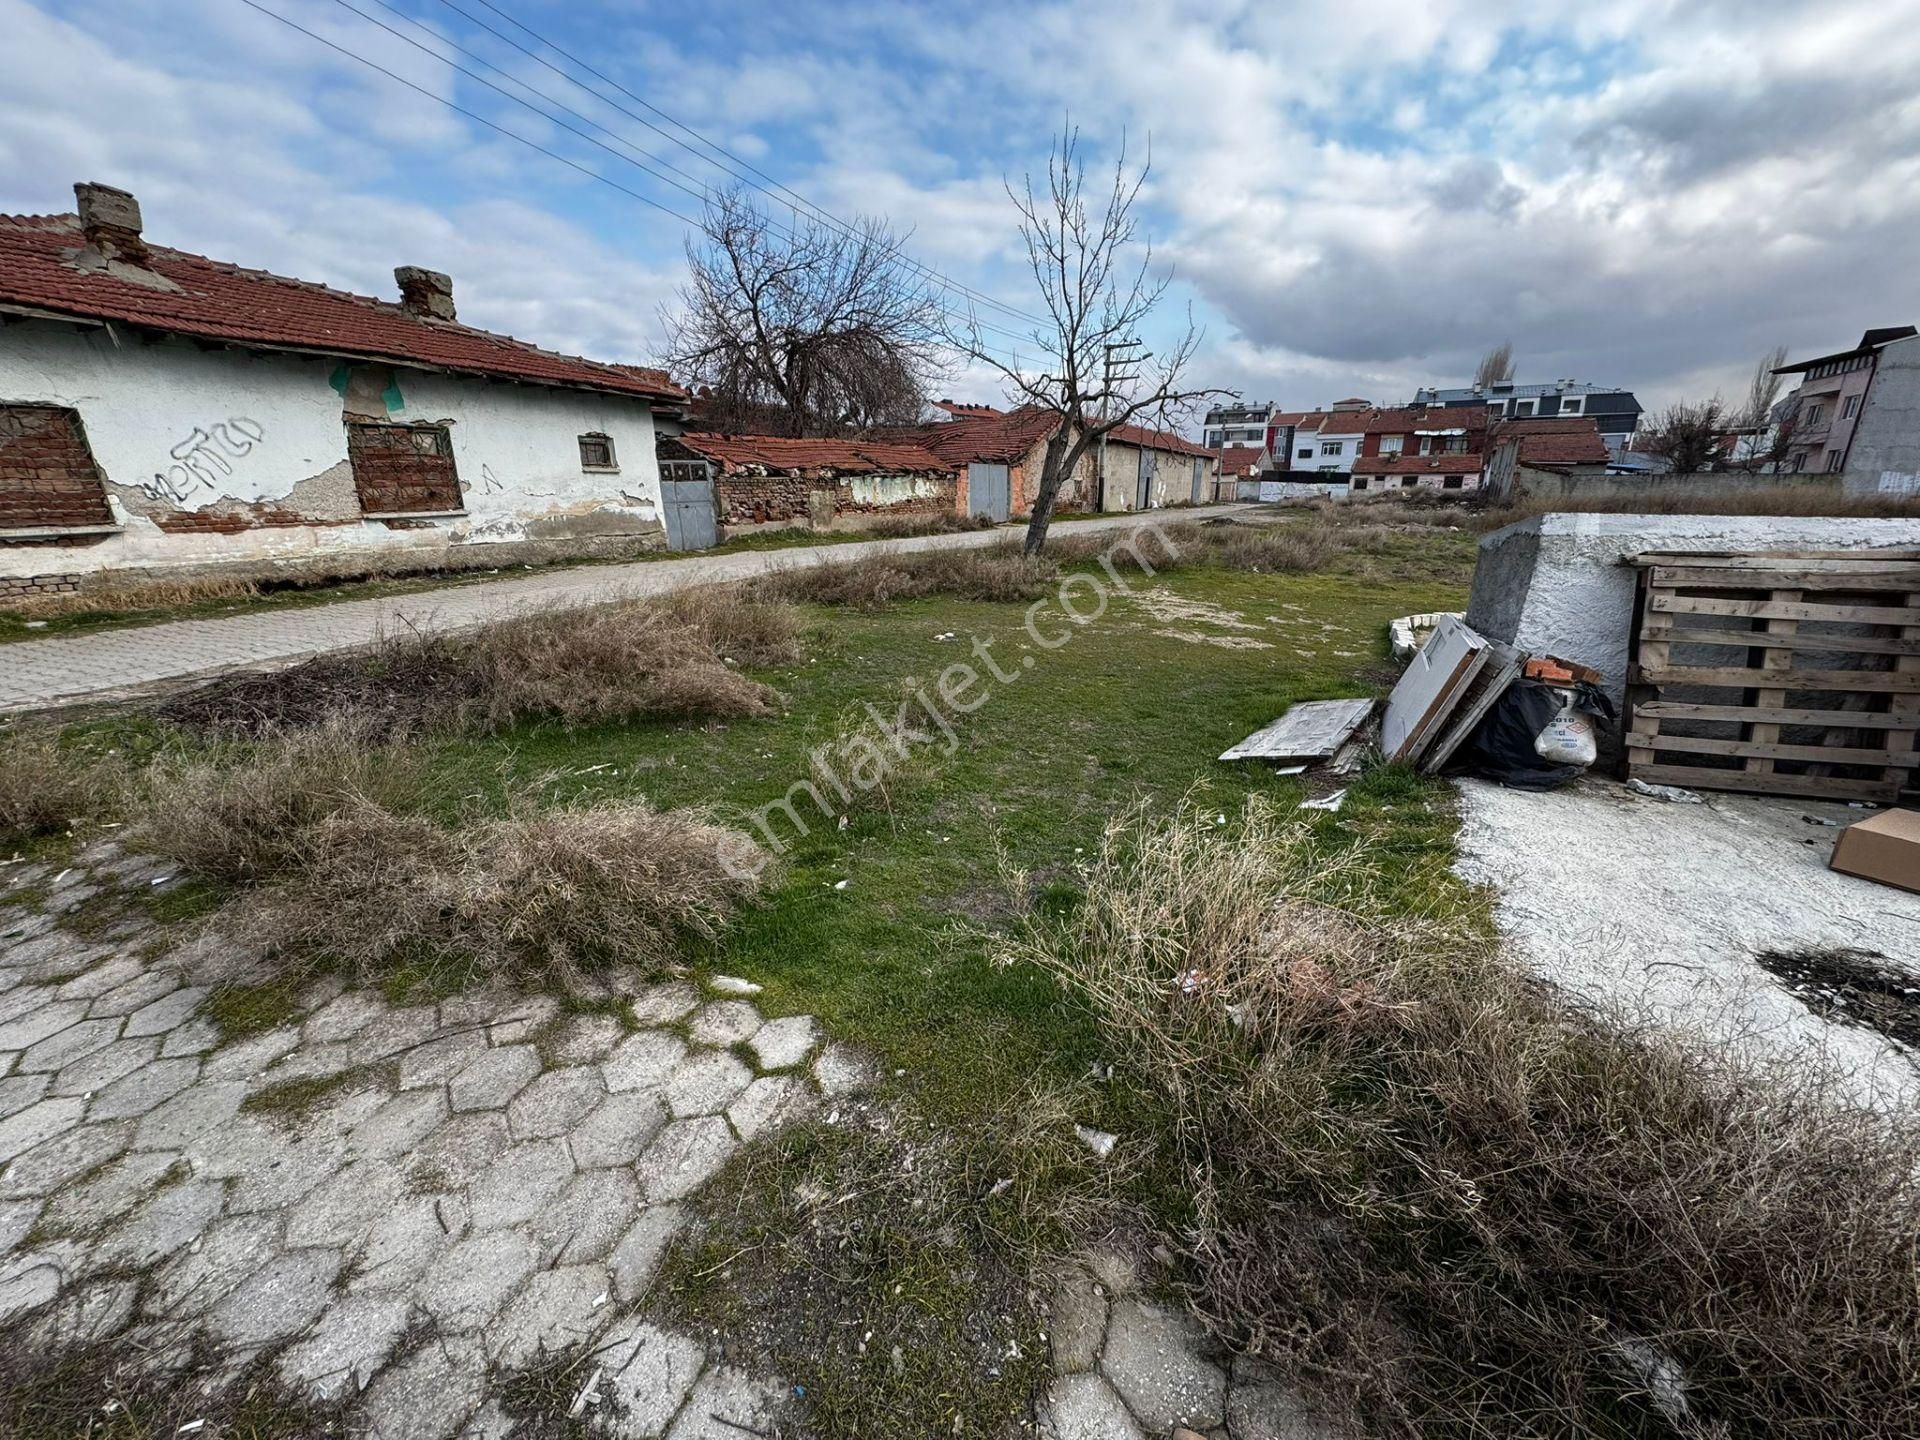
657, 433, 957, 539
0, 182, 693, 600
1482, 416, 1613, 501
1350, 453, 1486, 494
1100, 420, 1218, 510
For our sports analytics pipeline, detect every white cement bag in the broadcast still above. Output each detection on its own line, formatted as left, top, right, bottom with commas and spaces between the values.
1534, 694, 1597, 767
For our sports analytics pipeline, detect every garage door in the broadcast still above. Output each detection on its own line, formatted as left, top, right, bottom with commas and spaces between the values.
659, 459, 717, 551
967, 462, 1010, 522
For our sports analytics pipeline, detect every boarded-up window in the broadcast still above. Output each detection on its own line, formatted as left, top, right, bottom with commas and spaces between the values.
346, 423, 462, 515
578, 433, 617, 471
0, 404, 113, 532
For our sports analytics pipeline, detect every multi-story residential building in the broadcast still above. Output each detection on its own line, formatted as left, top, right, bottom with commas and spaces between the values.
1771, 325, 1918, 475
1409, 379, 1642, 455
1343, 405, 1491, 494
1201, 401, 1277, 450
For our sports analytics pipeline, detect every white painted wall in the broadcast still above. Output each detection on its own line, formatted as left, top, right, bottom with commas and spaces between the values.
1, 320, 667, 579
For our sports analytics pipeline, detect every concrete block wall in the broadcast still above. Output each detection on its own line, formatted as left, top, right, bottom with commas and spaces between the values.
1845, 335, 1920, 496
1465, 512, 1920, 707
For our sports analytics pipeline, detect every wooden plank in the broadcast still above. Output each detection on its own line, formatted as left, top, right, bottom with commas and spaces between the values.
1651, 626, 1920, 657
1635, 700, 1913, 729
1421, 640, 1526, 773
1637, 665, 1920, 693
1648, 565, 1920, 591
1649, 593, 1920, 626
1632, 550, 1920, 567
1642, 733, 1920, 767
1219, 698, 1373, 763
1744, 587, 1800, 775
1628, 762, 1900, 802
1885, 590, 1920, 789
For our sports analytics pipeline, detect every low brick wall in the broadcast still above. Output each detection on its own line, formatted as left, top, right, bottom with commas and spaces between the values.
0, 572, 83, 602
715, 468, 957, 528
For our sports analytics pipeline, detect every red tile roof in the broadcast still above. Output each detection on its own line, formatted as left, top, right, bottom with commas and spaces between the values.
0, 212, 686, 404
871, 405, 1064, 464
1215, 447, 1262, 477
1492, 416, 1609, 467
932, 399, 1005, 419
1351, 453, 1483, 475
1321, 405, 1491, 436
672, 432, 950, 475
1107, 419, 1215, 459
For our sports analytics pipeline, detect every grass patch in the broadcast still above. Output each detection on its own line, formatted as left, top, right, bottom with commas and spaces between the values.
752, 540, 1058, 608
993, 785, 1920, 1438
204, 976, 306, 1040
0, 726, 119, 849
159, 590, 803, 739
240, 1069, 368, 1118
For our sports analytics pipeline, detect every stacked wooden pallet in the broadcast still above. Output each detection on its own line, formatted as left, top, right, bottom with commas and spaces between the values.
1624, 550, 1920, 803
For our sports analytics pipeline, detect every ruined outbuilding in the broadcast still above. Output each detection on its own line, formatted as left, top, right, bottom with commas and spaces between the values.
658, 433, 958, 532
0, 182, 692, 600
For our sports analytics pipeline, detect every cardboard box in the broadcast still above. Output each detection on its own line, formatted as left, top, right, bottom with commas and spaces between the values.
1830, 808, 1920, 894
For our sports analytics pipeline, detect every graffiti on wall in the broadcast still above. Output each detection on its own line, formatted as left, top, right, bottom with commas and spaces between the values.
139, 418, 267, 504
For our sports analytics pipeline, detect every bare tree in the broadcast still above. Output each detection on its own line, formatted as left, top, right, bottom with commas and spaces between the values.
1723, 344, 1792, 471
664, 187, 944, 436
945, 126, 1230, 553
1635, 398, 1726, 475
1473, 340, 1516, 390
1743, 345, 1789, 430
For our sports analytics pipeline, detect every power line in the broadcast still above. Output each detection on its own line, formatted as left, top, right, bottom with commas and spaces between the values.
429, 0, 1051, 333
235, 0, 1038, 373
324, 0, 1041, 352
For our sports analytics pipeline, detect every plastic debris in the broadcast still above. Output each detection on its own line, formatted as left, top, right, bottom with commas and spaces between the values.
1301, 788, 1347, 813
1628, 778, 1704, 804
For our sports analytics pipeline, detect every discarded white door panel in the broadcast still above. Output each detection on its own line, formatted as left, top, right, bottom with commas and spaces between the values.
1383, 616, 1487, 762
1420, 635, 1526, 774
1220, 698, 1374, 763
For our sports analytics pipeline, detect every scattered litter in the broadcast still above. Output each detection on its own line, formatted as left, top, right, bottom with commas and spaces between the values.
832, 878, 849, 891
1301, 788, 1347, 813
710, 975, 763, 997
986, 1177, 1013, 1198
592, 1290, 609, 1308
1388, 611, 1460, 661
177, 1424, 207, 1436
1802, 814, 1844, 828
150, 876, 173, 886
1275, 763, 1306, 775
1073, 1124, 1118, 1159
933, 631, 958, 641
574, 762, 613, 775
1629, 779, 1704, 804
567, 1367, 604, 1418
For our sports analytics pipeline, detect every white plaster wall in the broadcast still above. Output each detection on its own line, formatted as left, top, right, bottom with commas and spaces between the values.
1, 321, 666, 579
1465, 513, 1920, 706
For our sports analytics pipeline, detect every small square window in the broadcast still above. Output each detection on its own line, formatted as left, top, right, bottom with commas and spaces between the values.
1401, 476, 1418, 488
1443, 476, 1465, 490
1352, 477, 1369, 490
579, 433, 618, 471
1297, 448, 1312, 460
1320, 441, 1343, 456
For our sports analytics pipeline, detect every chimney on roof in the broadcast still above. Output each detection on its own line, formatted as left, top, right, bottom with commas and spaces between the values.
75, 182, 147, 265
395, 266, 456, 322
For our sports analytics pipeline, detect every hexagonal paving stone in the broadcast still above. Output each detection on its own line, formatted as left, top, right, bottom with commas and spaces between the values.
687, 1001, 762, 1048
277, 1293, 413, 1400
0, 1120, 132, 1199
600, 1318, 707, 1436
50, 1035, 160, 1097
345, 1195, 463, 1296
1099, 1298, 1228, 1433
199, 1028, 301, 1082
1046, 1372, 1146, 1440
665, 1051, 753, 1120
0, 1073, 52, 1122
486, 995, 561, 1045
813, 1042, 875, 1098
159, 1016, 219, 1057
355, 1335, 488, 1440
449, 1045, 542, 1112
0, 1198, 40, 1254
349, 1088, 448, 1160
488, 1263, 611, 1367
93, 1179, 225, 1269
346, 1006, 442, 1062
727, 1074, 814, 1142
123, 987, 206, 1039
0, 1247, 70, 1324
533, 1168, 639, 1265
610, 1203, 687, 1304
0, 999, 88, 1052
507, 1066, 605, 1140
747, 1015, 819, 1072
418, 1227, 539, 1329
408, 1111, 511, 1191
52, 956, 143, 1001
663, 1365, 789, 1440
87, 972, 178, 1020
567, 1091, 669, 1170
285, 1158, 406, 1249
468, 1140, 575, 1231
602, 1031, 687, 1094
545, 1013, 625, 1065
0, 1097, 85, 1164
301, 990, 387, 1044
20, 1018, 122, 1073
627, 981, 700, 1026
208, 1248, 345, 1347
133, 1081, 246, 1151
146, 1212, 281, 1318
635, 1117, 737, 1204
87, 1057, 201, 1122
397, 1029, 487, 1090
40, 1151, 182, 1235
23, 1275, 136, 1350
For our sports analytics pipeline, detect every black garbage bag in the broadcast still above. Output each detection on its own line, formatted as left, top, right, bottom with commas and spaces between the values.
1449, 679, 1616, 790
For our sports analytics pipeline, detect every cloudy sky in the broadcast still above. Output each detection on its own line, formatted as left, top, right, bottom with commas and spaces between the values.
5, 0, 1918, 426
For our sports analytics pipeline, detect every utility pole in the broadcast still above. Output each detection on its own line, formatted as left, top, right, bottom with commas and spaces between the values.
1098, 339, 1146, 509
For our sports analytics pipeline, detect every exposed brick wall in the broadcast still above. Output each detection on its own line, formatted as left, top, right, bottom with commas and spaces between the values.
346, 423, 463, 515
0, 404, 114, 534
0, 572, 83, 602
714, 468, 956, 526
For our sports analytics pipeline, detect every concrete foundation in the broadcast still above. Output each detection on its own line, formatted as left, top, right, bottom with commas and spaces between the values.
1465, 512, 1920, 706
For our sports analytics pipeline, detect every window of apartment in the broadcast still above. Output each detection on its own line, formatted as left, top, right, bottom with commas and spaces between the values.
1488, 400, 1506, 415
1790, 452, 1805, 473
1320, 441, 1344, 456
1560, 397, 1583, 415
578, 432, 618, 472
1204, 430, 1224, 447
1401, 477, 1418, 488
346, 422, 463, 516
0, 403, 115, 535
1826, 448, 1844, 472
1437, 436, 1468, 454
1514, 400, 1536, 416
1804, 402, 1823, 426
1379, 435, 1405, 456
1351, 477, 1369, 490
1297, 448, 1313, 460
1842, 394, 1860, 419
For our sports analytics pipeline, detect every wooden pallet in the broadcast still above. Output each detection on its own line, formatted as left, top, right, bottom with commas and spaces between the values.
1624, 551, 1920, 803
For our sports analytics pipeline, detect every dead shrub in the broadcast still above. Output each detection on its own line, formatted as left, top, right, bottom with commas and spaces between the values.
160, 593, 801, 738
1045, 520, 1208, 574
128, 720, 422, 885
2, 572, 260, 620
993, 791, 1920, 1439
221, 793, 771, 990
0, 727, 117, 846
755, 542, 1057, 608
860, 511, 999, 539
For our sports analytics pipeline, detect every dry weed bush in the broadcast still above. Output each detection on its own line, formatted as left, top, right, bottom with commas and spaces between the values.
755, 542, 1058, 608
162, 592, 801, 738
860, 512, 999, 539
995, 792, 1920, 1439
129, 720, 422, 885
0, 728, 115, 846
2, 572, 261, 620
223, 793, 770, 989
